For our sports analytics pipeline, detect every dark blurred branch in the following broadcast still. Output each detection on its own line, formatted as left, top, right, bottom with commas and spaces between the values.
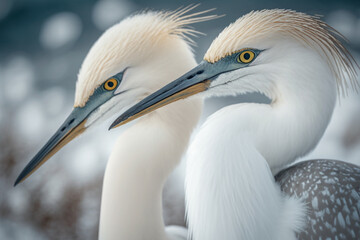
0, 127, 103, 240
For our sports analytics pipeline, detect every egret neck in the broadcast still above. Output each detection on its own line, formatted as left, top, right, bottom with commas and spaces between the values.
254, 40, 337, 174
99, 96, 201, 240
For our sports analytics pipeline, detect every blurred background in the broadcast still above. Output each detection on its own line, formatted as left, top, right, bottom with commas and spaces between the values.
0, 0, 360, 239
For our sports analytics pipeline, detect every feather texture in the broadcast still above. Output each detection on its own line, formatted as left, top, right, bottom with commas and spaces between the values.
75, 5, 219, 107
204, 9, 359, 96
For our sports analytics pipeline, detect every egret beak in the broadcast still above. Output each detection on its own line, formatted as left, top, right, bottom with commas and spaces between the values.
109, 61, 221, 129
14, 106, 94, 186
14, 70, 126, 186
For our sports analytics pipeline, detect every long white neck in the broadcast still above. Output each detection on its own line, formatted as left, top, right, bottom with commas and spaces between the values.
99, 97, 201, 240
186, 43, 337, 239
256, 43, 337, 173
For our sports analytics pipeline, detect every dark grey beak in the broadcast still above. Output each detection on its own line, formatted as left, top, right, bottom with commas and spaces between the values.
109, 61, 220, 129
14, 107, 91, 186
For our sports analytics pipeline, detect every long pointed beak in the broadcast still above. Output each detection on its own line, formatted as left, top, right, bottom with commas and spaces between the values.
14, 107, 91, 186
109, 61, 218, 129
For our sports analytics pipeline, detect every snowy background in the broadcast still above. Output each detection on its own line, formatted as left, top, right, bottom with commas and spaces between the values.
0, 0, 360, 239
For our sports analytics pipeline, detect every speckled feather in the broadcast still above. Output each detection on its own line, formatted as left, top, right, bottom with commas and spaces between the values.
276, 159, 360, 239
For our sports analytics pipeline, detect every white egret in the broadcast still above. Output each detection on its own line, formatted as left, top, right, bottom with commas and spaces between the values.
111, 9, 360, 239
14, 6, 219, 240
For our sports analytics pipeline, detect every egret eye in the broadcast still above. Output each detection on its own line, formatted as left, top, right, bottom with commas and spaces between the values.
103, 78, 118, 91
237, 50, 255, 63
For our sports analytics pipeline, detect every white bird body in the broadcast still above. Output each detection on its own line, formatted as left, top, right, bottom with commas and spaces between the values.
185, 17, 344, 240
186, 107, 306, 239
110, 9, 358, 240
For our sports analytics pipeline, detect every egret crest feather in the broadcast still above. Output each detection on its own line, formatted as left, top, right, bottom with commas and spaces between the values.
204, 9, 359, 96
75, 5, 218, 107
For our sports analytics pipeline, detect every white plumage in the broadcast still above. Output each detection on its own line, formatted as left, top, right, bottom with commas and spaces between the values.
14, 6, 218, 240
186, 10, 358, 240
75, 7, 219, 240
109, 9, 359, 240
80, 9, 211, 240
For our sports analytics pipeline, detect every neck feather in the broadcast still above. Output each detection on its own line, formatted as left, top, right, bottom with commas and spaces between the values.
259, 57, 337, 173
99, 98, 202, 240
185, 120, 305, 240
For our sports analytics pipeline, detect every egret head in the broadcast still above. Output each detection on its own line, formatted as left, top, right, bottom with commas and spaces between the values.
111, 9, 359, 128
15, 6, 218, 185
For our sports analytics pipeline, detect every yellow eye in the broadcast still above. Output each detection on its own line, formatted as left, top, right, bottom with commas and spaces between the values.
238, 50, 255, 63
103, 78, 118, 91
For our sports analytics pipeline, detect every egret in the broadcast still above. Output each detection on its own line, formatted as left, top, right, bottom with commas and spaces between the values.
14, 6, 219, 240
110, 9, 360, 239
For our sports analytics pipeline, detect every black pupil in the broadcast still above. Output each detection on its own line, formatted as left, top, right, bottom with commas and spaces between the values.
107, 81, 114, 88
243, 52, 250, 60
